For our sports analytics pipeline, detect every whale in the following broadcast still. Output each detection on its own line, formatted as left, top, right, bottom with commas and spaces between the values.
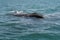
13, 11, 44, 18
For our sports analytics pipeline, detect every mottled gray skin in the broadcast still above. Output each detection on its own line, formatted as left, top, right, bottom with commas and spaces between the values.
13, 12, 44, 18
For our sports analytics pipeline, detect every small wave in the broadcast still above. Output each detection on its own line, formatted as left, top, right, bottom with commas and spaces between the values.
44, 12, 60, 18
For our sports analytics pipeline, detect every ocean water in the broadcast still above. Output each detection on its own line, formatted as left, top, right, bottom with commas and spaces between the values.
0, 0, 60, 40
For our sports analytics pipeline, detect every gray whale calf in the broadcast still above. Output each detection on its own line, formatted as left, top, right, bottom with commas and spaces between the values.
13, 11, 44, 18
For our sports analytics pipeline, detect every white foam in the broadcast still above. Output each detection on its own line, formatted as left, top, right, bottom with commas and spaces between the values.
14, 11, 23, 14
44, 12, 60, 18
